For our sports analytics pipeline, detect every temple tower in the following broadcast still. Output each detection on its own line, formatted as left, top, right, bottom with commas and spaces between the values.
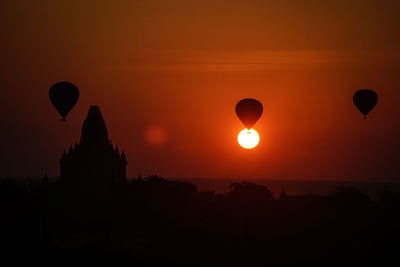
60, 106, 127, 185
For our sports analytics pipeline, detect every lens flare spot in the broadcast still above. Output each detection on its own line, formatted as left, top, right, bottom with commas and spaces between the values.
145, 125, 167, 146
237, 128, 260, 149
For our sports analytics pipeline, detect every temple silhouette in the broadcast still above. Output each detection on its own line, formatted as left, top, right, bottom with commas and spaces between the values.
59, 105, 127, 184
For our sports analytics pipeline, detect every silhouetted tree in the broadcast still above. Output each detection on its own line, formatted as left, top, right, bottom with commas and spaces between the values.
226, 181, 274, 203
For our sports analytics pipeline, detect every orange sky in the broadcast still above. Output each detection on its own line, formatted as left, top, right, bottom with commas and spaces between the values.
1, 0, 400, 180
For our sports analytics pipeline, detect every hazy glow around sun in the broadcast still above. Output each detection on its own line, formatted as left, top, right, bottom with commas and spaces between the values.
237, 128, 260, 149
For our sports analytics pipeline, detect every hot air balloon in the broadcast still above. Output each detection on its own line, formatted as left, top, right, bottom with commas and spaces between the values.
49, 82, 79, 121
235, 98, 263, 129
353, 89, 378, 119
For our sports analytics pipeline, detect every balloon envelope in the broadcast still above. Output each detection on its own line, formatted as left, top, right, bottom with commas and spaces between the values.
235, 98, 263, 129
49, 82, 79, 121
353, 89, 378, 119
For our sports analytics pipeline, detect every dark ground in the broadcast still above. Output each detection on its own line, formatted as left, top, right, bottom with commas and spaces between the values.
1, 176, 399, 266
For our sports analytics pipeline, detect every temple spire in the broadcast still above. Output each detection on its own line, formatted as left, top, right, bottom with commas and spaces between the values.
280, 186, 288, 200
80, 105, 109, 146
121, 151, 127, 164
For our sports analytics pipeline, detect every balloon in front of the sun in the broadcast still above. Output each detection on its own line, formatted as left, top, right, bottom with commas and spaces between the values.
235, 98, 263, 149
238, 128, 260, 149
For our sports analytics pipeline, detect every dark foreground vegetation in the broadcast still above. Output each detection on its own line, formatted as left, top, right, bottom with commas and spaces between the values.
1, 176, 400, 267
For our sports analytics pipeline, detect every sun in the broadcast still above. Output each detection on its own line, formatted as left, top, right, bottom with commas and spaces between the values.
237, 128, 260, 149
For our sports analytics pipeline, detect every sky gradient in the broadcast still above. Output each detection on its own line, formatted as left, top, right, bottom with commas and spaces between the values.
1, 0, 400, 180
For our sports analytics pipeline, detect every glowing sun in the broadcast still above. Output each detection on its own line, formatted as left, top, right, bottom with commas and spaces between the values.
237, 128, 260, 149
